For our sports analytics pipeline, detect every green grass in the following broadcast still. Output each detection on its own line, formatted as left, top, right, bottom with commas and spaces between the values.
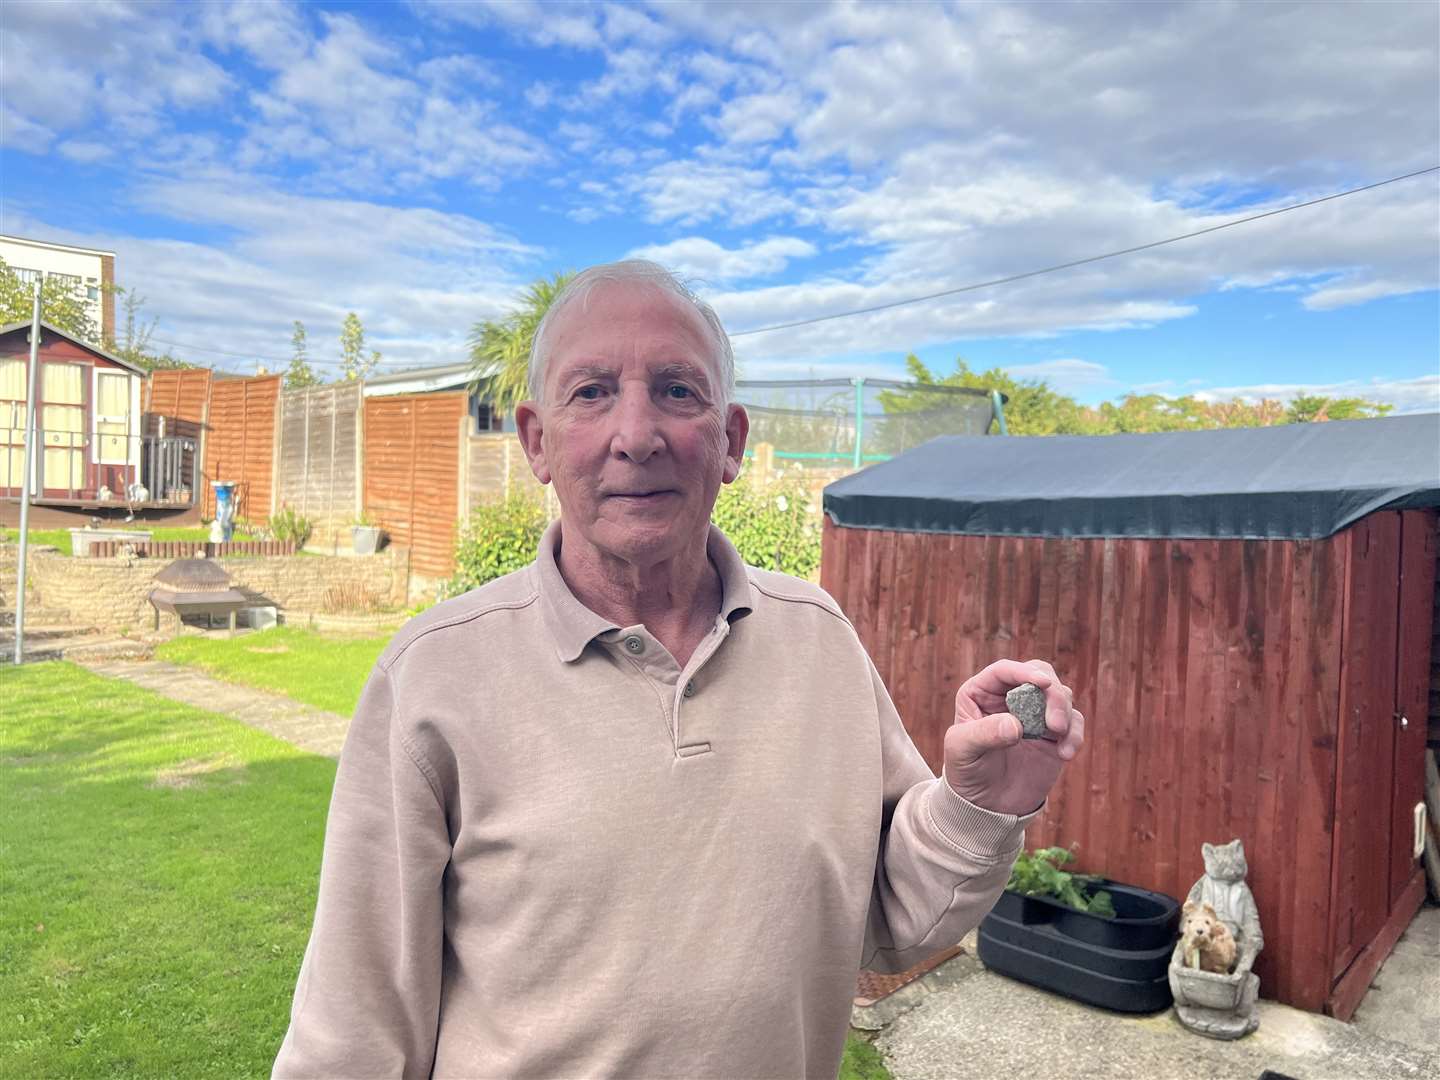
1, 526, 255, 557
1, 661, 338, 1078
154, 627, 390, 717
840, 1031, 892, 1080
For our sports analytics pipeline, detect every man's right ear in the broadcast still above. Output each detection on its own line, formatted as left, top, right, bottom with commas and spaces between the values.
513, 401, 551, 485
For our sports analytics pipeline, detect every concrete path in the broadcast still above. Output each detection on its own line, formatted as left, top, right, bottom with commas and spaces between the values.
77, 658, 351, 758
864, 923, 1440, 1080
1350, 903, 1440, 1053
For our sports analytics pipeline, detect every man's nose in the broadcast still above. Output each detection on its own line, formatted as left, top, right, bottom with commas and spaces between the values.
608, 386, 665, 463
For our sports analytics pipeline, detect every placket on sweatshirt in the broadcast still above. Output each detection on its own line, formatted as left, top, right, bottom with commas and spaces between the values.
596, 614, 732, 759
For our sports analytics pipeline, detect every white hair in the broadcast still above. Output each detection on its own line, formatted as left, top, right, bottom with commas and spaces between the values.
528, 259, 735, 406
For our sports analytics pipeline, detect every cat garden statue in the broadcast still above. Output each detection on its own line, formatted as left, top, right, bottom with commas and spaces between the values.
1168, 838, 1264, 1039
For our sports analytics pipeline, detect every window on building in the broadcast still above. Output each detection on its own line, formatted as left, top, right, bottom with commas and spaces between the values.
11, 266, 42, 287
87, 286, 99, 300
95, 371, 130, 465
49, 272, 82, 289
473, 400, 507, 432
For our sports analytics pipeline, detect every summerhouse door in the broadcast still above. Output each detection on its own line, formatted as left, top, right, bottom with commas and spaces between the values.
40, 362, 87, 497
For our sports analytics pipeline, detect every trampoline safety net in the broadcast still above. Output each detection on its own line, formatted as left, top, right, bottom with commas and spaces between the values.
731, 378, 1005, 467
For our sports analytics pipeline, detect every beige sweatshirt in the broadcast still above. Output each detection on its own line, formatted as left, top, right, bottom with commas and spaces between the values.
273, 522, 1033, 1079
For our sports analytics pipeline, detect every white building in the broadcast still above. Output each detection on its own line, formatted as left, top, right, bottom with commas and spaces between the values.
0, 234, 115, 343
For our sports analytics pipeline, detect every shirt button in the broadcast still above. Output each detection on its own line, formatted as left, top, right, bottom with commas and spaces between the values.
624, 636, 644, 654
683, 681, 696, 698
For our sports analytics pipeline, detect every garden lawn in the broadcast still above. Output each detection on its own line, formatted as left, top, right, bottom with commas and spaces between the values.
1, 526, 255, 557
1, 661, 336, 1078
154, 626, 390, 716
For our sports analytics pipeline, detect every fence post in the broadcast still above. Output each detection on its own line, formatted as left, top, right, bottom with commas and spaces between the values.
755, 442, 775, 485
852, 376, 865, 470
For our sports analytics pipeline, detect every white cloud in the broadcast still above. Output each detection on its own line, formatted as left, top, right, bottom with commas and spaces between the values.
1303, 277, 1435, 311
1004, 359, 1117, 395
1194, 376, 1440, 416
708, 89, 804, 144
0, 106, 55, 153
2, 177, 544, 373
628, 160, 794, 226
232, 12, 549, 190
625, 235, 817, 283
2, 0, 231, 139
56, 140, 113, 164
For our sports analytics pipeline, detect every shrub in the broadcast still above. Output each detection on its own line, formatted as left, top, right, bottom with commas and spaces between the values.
268, 505, 313, 547
710, 471, 820, 579
1006, 844, 1115, 918
447, 492, 549, 596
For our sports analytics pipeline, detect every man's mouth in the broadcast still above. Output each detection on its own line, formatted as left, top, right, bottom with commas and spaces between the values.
609, 490, 674, 498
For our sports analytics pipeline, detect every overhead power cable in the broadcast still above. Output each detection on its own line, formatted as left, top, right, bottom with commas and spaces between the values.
728, 165, 1440, 338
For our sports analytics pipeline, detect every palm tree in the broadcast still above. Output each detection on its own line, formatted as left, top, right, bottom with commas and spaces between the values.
467, 271, 575, 416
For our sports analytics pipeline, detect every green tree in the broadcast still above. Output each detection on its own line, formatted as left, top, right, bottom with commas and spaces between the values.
890, 353, 1392, 437
286, 320, 320, 389
339, 312, 380, 381
0, 257, 97, 341
1285, 394, 1392, 423
467, 270, 575, 415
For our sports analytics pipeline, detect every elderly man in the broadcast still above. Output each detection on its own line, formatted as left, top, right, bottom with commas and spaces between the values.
273, 260, 1083, 1080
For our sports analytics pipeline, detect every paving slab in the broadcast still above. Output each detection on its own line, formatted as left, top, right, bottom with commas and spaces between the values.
1350, 903, 1440, 1053
76, 658, 351, 758
875, 967, 1440, 1080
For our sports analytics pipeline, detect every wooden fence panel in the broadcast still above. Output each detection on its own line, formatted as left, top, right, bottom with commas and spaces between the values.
465, 433, 547, 507
201, 375, 281, 522
364, 392, 465, 578
144, 368, 212, 424
275, 383, 362, 547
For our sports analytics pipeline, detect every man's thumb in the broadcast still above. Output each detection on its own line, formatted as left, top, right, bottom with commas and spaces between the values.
949, 713, 1022, 766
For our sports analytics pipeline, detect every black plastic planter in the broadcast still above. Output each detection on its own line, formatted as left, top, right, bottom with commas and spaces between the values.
978, 880, 1181, 1013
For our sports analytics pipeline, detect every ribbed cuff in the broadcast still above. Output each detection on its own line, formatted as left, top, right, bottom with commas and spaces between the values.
926, 779, 1042, 859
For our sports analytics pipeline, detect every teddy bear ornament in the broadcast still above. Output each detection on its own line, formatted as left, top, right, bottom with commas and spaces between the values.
1168, 838, 1264, 1039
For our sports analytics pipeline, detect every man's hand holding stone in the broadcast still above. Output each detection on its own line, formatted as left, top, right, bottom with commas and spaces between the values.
942, 658, 1084, 816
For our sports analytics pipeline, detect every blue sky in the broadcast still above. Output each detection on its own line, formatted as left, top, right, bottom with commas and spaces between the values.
2, 0, 1437, 411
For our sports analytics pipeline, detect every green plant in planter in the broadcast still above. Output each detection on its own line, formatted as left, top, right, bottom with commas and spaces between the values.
268, 506, 313, 547
351, 511, 376, 528
1007, 845, 1115, 918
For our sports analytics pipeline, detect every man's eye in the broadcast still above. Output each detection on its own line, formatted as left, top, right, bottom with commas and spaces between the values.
576, 386, 604, 401
666, 384, 693, 400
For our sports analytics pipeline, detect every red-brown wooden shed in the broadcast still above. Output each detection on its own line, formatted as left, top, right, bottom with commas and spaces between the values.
821, 415, 1439, 1019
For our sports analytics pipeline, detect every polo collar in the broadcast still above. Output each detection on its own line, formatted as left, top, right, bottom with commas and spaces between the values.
534, 518, 756, 663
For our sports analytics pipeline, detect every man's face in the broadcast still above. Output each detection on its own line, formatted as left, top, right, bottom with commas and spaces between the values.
515, 281, 748, 569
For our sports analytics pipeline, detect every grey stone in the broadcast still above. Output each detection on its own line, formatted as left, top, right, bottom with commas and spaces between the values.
1005, 682, 1054, 740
